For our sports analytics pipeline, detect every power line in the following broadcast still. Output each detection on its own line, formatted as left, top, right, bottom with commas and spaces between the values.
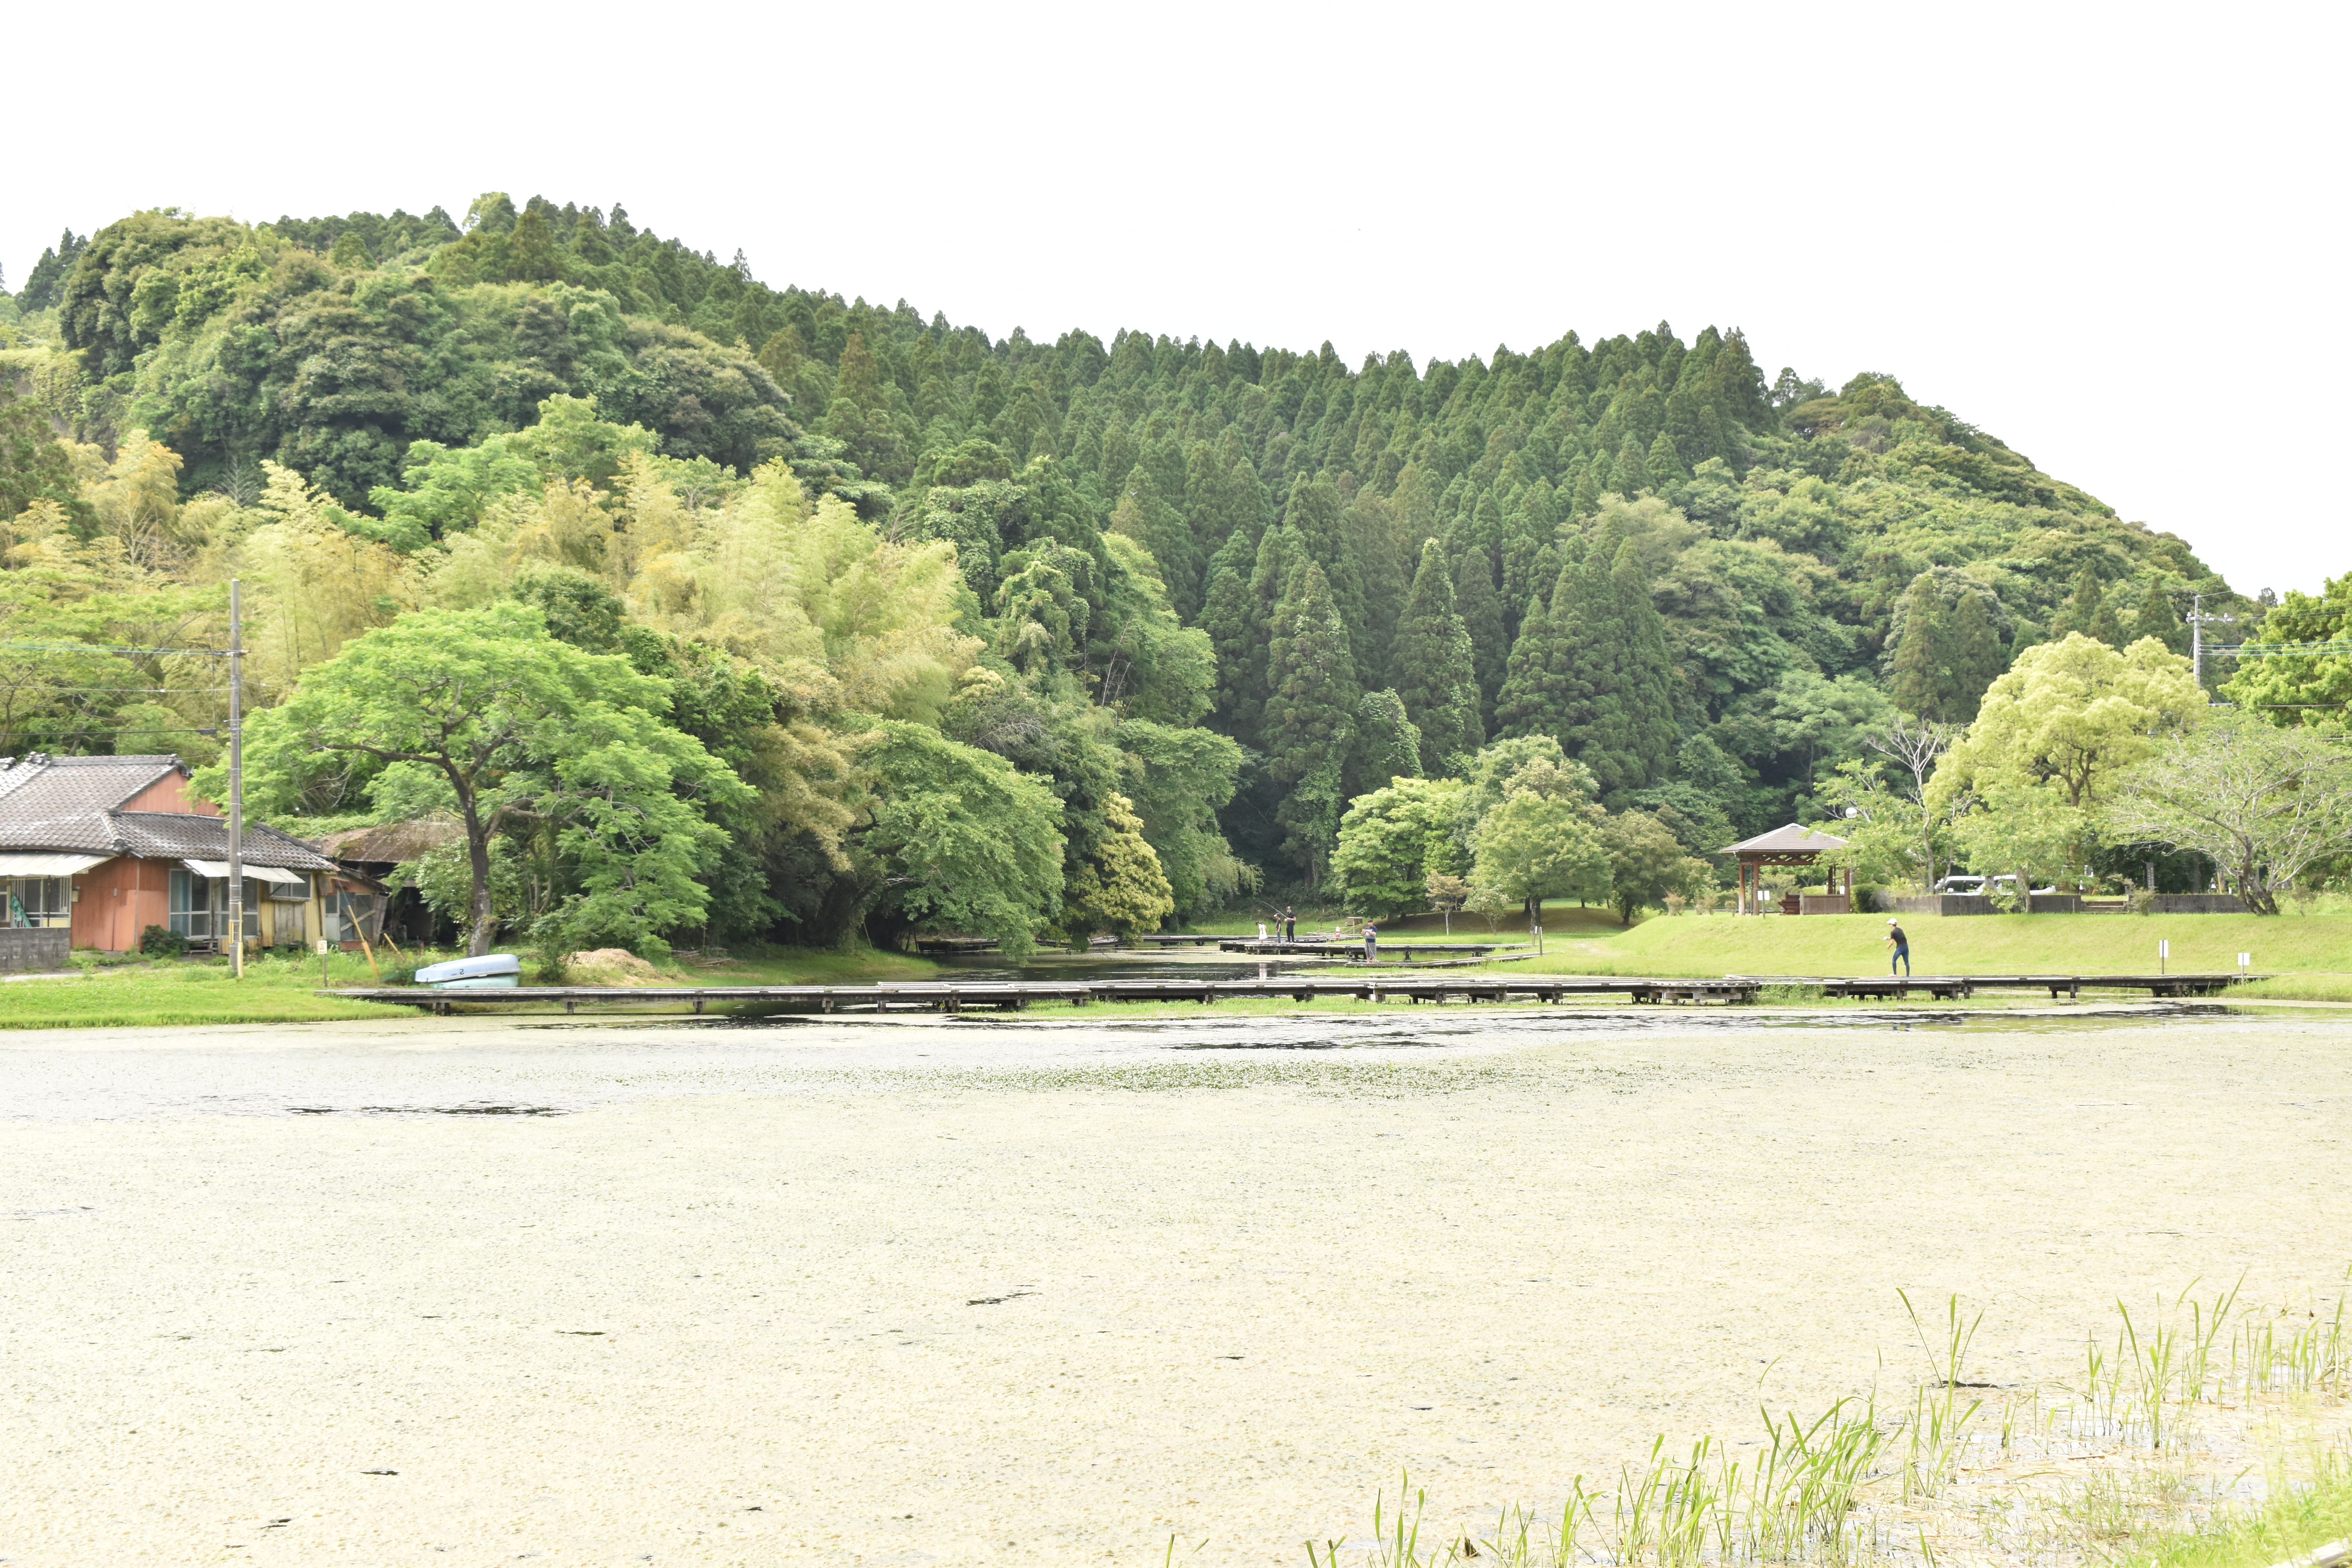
0, 642, 229, 657
0, 686, 232, 695
2212, 640, 2352, 658
4, 722, 222, 734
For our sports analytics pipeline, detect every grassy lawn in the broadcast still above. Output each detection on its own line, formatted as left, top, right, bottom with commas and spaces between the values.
0, 943, 944, 1031
1494, 907, 2352, 990
0, 951, 407, 1029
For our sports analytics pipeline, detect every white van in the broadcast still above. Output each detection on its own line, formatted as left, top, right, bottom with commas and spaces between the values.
1932, 873, 2058, 896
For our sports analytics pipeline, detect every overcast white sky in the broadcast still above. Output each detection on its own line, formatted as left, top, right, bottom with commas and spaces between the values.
9, 1, 2341, 596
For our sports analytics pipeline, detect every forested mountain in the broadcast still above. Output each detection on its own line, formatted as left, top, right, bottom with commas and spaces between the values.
0, 196, 2257, 947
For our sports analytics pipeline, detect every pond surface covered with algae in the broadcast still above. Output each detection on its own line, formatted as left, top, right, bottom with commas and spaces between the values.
2, 1009, 2347, 1564
0, 1001, 2272, 1122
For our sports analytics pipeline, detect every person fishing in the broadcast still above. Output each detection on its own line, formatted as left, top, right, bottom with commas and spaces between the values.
1282, 905, 1296, 942
1885, 917, 1910, 976
1362, 920, 1378, 965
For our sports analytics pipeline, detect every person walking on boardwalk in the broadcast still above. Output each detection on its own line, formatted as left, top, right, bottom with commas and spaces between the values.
1363, 920, 1378, 964
1885, 917, 1910, 976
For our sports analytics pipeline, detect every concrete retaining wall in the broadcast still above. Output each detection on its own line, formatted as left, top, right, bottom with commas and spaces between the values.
0, 927, 72, 972
1893, 895, 2083, 916
1894, 893, 2244, 916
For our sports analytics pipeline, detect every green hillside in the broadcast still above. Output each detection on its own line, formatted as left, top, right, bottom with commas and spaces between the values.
0, 195, 2280, 958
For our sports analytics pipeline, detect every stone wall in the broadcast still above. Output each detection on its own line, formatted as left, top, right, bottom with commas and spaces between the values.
0, 927, 72, 973
1892, 895, 2083, 916
1893, 893, 2246, 916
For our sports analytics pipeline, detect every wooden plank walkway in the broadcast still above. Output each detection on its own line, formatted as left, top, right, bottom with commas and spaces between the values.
327, 975, 1762, 1015
1737, 973, 2253, 1000
326, 971, 2257, 1016
1217, 938, 1523, 956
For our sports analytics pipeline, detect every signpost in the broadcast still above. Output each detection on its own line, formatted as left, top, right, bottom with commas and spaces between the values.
2159, 938, 2169, 976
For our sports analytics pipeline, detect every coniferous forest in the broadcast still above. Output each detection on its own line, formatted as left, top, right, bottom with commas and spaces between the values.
0, 196, 2271, 953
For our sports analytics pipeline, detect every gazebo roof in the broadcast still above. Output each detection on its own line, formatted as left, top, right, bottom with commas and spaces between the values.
1718, 822, 1847, 857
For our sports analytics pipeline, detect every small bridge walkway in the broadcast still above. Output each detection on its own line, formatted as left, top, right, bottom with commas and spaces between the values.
1216, 938, 1524, 956
327, 972, 2258, 1016
332, 974, 1758, 1015
1738, 973, 2250, 1001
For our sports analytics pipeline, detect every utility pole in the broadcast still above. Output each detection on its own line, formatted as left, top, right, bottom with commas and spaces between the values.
2188, 592, 2236, 687
227, 579, 243, 980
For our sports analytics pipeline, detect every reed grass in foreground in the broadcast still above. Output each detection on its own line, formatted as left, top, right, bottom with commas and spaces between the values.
1305, 1276, 2350, 1568
2143, 1454, 2352, 1568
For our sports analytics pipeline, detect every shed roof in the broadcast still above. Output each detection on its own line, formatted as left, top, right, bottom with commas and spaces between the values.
1718, 822, 1848, 856
312, 818, 463, 865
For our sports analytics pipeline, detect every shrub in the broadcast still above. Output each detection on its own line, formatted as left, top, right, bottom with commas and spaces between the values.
138, 924, 189, 957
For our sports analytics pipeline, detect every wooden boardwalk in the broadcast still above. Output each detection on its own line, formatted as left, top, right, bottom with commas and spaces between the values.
1740, 973, 2250, 1000
327, 971, 2257, 1016
329, 975, 1760, 1015
1216, 938, 1523, 956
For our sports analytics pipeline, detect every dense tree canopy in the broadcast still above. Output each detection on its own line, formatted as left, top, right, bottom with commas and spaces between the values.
0, 191, 2285, 939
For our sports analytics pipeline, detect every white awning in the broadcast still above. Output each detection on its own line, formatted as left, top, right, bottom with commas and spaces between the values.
181, 859, 309, 887
0, 852, 110, 877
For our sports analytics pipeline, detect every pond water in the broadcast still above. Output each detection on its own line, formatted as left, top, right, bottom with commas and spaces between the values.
0, 1000, 2269, 1123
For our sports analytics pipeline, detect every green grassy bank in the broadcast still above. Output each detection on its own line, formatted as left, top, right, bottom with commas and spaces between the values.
0, 944, 942, 1030
1501, 907, 2352, 993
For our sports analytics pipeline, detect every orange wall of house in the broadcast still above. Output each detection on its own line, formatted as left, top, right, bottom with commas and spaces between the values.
72, 858, 171, 953
120, 773, 214, 816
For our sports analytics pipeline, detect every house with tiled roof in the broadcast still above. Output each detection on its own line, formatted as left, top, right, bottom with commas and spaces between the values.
0, 753, 348, 958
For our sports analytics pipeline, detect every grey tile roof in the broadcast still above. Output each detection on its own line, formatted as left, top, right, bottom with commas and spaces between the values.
0, 755, 187, 850
109, 813, 338, 872
0, 753, 335, 870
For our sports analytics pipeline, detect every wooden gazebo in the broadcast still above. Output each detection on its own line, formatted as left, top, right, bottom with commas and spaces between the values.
1719, 823, 1851, 915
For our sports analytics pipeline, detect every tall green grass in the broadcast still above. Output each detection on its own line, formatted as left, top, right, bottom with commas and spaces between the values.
1306, 1277, 2351, 1567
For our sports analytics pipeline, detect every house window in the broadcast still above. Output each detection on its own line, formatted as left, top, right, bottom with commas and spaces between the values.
4, 877, 65, 927
169, 868, 218, 940
324, 887, 381, 944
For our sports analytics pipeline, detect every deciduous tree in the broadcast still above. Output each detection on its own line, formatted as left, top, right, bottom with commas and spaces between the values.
2107, 712, 2352, 913
230, 602, 747, 956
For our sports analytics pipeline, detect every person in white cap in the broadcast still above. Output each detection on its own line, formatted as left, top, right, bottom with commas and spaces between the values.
1884, 917, 1910, 976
